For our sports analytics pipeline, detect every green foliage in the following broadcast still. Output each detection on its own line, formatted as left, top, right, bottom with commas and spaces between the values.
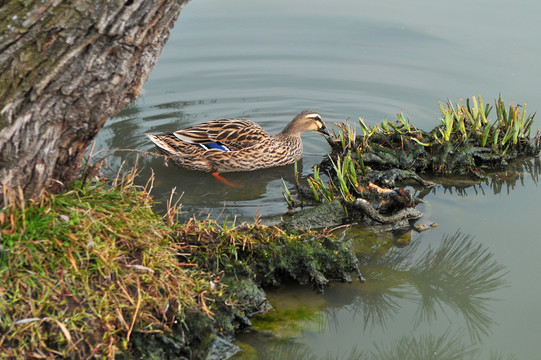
436, 95, 535, 151
320, 94, 539, 181
0, 176, 215, 358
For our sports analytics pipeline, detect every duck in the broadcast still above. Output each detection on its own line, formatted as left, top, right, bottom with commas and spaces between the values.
146, 110, 329, 175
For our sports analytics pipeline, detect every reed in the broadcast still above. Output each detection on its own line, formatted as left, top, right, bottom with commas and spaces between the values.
436, 95, 535, 150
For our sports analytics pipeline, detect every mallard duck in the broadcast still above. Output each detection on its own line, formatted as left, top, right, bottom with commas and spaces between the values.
146, 110, 328, 173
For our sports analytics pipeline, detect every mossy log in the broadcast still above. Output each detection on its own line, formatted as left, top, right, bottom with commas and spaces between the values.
0, 0, 189, 205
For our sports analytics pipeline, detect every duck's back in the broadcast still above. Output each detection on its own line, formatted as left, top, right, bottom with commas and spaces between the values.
173, 119, 270, 150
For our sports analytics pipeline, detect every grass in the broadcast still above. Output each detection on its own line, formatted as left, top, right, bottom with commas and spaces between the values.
0, 169, 216, 358
327, 95, 535, 155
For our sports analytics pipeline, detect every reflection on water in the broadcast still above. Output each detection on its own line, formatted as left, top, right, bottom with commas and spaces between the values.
338, 232, 506, 341
262, 332, 481, 360
411, 156, 541, 198
261, 332, 520, 360
237, 232, 511, 359
404, 233, 506, 341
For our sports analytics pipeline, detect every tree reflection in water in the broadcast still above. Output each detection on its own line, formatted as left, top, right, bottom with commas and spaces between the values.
345, 232, 508, 341
406, 232, 507, 341
264, 332, 492, 360
264, 332, 520, 360
257, 232, 514, 360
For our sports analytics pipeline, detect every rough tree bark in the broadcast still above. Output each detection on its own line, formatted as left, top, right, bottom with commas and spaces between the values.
0, 0, 190, 205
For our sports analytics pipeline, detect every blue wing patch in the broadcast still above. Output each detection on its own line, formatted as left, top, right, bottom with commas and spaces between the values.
200, 142, 230, 151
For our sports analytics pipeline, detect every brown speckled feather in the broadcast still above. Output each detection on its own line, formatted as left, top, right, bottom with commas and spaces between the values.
146, 110, 328, 172
172, 119, 268, 150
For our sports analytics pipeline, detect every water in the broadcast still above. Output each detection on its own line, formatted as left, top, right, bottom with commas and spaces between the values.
94, 0, 541, 358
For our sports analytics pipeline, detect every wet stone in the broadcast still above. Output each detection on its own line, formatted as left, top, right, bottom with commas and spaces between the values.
204, 336, 240, 360
282, 199, 345, 229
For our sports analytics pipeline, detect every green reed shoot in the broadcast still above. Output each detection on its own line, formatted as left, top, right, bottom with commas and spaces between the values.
397, 113, 412, 133
381, 117, 392, 134
307, 177, 320, 202
329, 155, 356, 201
494, 96, 535, 146
355, 145, 367, 174
438, 105, 455, 142
331, 120, 357, 152
465, 95, 491, 131
492, 128, 500, 147
359, 117, 379, 138
435, 95, 535, 151
347, 155, 359, 188
281, 179, 295, 208
307, 153, 364, 203
329, 156, 348, 199
308, 165, 334, 202
480, 124, 491, 147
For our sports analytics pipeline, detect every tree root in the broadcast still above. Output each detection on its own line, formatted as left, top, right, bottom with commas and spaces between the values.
352, 198, 422, 224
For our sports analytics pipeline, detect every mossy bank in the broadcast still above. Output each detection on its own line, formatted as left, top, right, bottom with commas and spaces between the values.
0, 171, 361, 359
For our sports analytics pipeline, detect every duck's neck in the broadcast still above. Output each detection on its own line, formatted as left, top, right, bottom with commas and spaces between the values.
277, 120, 303, 138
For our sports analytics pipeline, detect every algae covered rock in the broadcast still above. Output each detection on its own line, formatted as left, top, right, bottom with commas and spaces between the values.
282, 199, 345, 229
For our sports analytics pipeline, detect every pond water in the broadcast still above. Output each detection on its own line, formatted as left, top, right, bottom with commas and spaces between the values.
94, 0, 541, 358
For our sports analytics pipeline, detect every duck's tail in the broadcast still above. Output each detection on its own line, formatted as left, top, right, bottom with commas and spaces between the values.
146, 133, 178, 156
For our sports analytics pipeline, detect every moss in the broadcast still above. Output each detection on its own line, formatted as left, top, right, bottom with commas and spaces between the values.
180, 220, 362, 292
230, 341, 258, 360
282, 199, 346, 229
249, 285, 326, 339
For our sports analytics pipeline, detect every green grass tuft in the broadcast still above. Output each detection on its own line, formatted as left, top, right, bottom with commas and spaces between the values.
0, 174, 215, 358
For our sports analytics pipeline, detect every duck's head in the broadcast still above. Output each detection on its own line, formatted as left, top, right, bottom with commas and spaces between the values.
282, 110, 329, 137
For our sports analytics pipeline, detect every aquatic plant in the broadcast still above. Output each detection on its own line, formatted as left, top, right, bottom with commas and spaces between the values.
434, 95, 536, 152
332, 95, 538, 177
284, 95, 539, 228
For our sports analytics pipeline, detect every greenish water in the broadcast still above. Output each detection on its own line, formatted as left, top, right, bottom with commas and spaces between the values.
94, 0, 541, 358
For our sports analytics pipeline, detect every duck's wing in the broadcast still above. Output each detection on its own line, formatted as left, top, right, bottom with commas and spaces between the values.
172, 119, 270, 149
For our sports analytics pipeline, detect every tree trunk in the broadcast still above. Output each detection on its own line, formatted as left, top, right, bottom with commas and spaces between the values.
0, 0, 190, 205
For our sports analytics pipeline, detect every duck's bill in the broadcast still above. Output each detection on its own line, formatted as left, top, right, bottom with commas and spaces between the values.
318, 125, 330, 136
